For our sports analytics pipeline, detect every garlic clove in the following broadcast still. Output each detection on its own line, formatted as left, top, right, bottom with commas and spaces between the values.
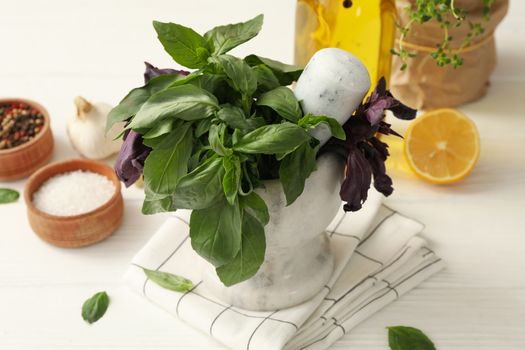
74, 96, 93, 118
67, 96, 124, 160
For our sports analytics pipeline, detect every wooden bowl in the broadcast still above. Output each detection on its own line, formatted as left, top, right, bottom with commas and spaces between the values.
24, 159, 124, 248
0, 98, 54, 181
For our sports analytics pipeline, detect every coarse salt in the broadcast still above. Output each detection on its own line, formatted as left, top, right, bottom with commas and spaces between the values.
33, 170, 115, 216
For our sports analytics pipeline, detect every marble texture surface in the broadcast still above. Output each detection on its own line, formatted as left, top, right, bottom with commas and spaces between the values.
202, 154, 344, 311
294, 48, 371, 145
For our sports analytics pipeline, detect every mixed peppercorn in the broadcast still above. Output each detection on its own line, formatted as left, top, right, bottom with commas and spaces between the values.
0, 102, 45, 150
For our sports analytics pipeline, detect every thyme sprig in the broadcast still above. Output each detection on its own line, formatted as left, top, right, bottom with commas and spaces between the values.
391, 0, 495, 70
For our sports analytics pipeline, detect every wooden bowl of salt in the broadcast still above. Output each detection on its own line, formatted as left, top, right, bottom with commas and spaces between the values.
24, 159, 123, 248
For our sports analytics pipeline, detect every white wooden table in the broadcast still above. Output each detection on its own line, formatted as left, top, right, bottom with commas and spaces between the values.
1, 1, 524, 349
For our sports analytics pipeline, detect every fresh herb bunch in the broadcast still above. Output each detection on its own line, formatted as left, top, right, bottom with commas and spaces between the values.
321, 77, 416, 212
107, 15, 346, 286
392, 0, 495, 70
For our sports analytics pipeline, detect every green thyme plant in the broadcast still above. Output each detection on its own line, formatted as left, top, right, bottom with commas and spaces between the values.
392, 0, 495, 70
107, 15, 345, 286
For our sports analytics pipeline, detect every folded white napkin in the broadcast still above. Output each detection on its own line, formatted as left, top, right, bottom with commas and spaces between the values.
124, 191, 444, 350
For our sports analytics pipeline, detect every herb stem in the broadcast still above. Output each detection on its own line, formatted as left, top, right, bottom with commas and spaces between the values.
238, 161, 254, 196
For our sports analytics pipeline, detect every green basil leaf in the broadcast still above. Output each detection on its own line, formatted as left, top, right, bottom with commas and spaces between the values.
141, 196, 173, 215
189, 74, 225, 94
143, 123, 193, 195
194, 118, 212, 138
216, 211, 266, 286
279, 142, 317, 205
232, 128, 242, 146
298, 114, 346, 140
217, 105, 262, 131
204, 14, 263, 55
209, 124, 232, 157
253, 64, 281, 93
172, 157, 225, 209
143, 268, 194, 292
142, 135, 164, 149
212, 55, 257, 97
222, 156, 241, 205
388, 326, 436, 350
257, 86, 302, 122
244, 54, 303, 85
106, 74, 185, 131
0, 188, 19, 204
190, 197, 242, 267
239, 192, 269, 226
143, 119, 182, 139
81, 291, 109, 324
153, 21, 210, 69
129, 85, 219, 130
233, 122, 310, 154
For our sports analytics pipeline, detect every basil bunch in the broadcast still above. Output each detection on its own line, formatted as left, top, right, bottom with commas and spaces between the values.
108, 15, 345, 286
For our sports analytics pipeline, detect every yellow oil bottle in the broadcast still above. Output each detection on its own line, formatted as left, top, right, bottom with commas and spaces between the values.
295, 0, 412, 174
295, 0, 397, 89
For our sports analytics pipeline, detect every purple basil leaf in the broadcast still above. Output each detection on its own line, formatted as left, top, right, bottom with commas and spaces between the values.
344, 115, 378, 142
365, 96, 395, 125
115, 130, 151, 187
377, 121, 402, 138
340, 146, 372, 212
320, 76, 417, 211
387, 96, 417, 120
370, 77, 387, 100
360, 77, 416, 124
144, 62, 190, 83
368, 138, 394, 196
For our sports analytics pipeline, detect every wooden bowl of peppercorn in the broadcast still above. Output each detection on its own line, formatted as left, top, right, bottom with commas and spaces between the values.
0, 98, 54, 181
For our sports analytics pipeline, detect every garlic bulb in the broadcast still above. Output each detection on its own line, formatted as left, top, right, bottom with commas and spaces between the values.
67, 96, 124, 159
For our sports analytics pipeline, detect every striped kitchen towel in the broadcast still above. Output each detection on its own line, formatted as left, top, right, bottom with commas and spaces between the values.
124, 190, 444, 350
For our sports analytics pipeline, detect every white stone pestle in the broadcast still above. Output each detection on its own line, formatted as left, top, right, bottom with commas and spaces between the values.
294, 48, 371, 146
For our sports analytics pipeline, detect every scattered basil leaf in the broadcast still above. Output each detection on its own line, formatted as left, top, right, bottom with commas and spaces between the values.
204, 14, 263, 56
222, 155, 241, 205
81, 291, 109, 324
172, 157, 225, 209
298, 114, 346, 140
257, 86, 302, 122
106, 74, 185, 132
190, 197, 242, 267
216, 211, 266, 286
0, 188, 19, 204
388, 326, 436, 350
279, 142, 317, 205
233, 122, 310, 155
239, 192, 269, 226
153, 21, 210, 69
143, 268, 194, 292
129, 85, 219, 130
